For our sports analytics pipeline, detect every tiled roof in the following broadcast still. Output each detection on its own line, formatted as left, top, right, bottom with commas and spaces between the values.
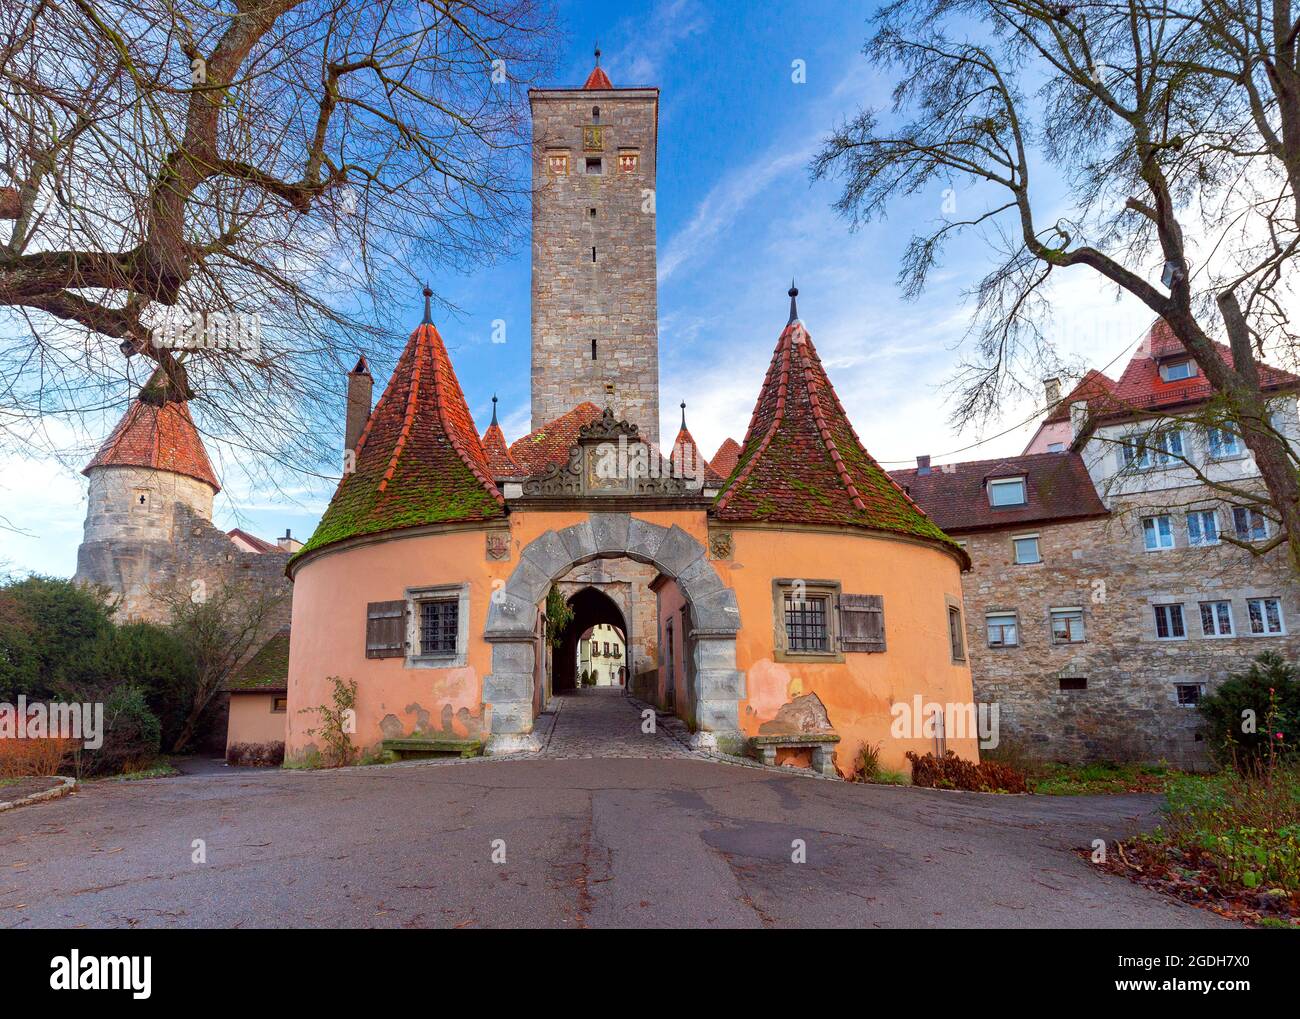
295, 321, 504, 558
1043, 370, 1117, 423
890, 452, 1108, 533
227, 528, 280, 554
671, 420, 723, 487
509, 402, 603, 474
583, 65, 614, 90
709, 437, 742, 480
227, 627, 290, 692
83, 398, 220, 492
481, 414, 523, 478
1097, 320, 1300, 418
714, 314, 963, 558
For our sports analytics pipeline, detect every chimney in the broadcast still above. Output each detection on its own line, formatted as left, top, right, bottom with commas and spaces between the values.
1043, 377, 1062, 406
916, 454, 931, 476
1068, 399, 1089, 442
277, 528, 303, 553
345, 355, 373, 456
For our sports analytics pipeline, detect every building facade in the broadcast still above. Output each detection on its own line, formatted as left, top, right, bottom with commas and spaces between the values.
894, 323, 1300, 766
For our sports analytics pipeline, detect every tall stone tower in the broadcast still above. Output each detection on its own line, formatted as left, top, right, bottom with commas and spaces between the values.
529, 52, 660, 443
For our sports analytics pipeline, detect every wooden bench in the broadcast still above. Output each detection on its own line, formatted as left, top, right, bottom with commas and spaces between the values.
748, 733, 840, 777
381, 737, 482, 760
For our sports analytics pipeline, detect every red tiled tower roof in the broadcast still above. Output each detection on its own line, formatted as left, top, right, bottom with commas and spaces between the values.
709, 437, 742, 479
296, 317, 503, 558
714, 297, 962, 559
509, 402, 604, 474
482, 395, 523, 478
670, 404, 722, 487
83, 398, 220, 493
583, 59, 613, 90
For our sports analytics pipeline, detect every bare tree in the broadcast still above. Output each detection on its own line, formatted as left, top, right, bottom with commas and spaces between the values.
163, 577, 287, 752
813, 1, 1300, 571
0, 0, 555, 482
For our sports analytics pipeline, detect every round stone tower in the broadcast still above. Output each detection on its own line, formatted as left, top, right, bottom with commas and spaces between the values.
74, 394, 221, 622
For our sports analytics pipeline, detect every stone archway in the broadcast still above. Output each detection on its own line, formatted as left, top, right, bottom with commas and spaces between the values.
483, 512, 743, 755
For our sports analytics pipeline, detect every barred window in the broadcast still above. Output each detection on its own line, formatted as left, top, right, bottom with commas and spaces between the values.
784, 593, 829, 652
419, 598, 458, 656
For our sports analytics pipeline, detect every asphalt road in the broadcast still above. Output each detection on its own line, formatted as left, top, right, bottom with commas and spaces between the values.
0, 755, 1226, 929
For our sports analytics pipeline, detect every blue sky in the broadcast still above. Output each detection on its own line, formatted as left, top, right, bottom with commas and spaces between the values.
0, 0, 1151, 577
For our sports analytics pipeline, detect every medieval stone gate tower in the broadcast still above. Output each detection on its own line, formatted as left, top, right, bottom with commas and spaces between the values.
529, 57, 660, 444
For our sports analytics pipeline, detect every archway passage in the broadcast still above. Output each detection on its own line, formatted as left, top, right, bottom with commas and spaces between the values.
554, 586, 627, 693
484, 513, 744, 756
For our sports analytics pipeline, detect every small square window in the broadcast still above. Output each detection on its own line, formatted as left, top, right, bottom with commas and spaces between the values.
418, 598, 458, 656
986, 612, 1019, 647
1142, 514, 1175, 550
1059, 676, 1087, 691
1154, 603, 1186, 640
988, 477, 1027, 507
271, 696, 288, 713
585, 157, 602, 175
1247, 597, 1285, 635
1162, 359, 1195, 381
1187, 510, 1219, 546
1012, 535, 1040, 564
1175, 684, 1202, 707
1199, 600, 1234, 637
1050, 608, 1085, 644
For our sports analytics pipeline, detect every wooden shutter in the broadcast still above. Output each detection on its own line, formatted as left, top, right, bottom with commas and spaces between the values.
366, 600, 406, 659
839, 594, 885, 653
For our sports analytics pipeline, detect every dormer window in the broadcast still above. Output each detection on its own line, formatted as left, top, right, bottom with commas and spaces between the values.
1161, 359, 1195, 382
987, 476, 1027, 507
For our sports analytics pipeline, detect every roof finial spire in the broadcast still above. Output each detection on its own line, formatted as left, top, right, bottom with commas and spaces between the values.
680, 400, 687, 430
787, 279, 799, 325
594, 41, 601, 65
491, 393, 499, 427
422, 283, 433, 325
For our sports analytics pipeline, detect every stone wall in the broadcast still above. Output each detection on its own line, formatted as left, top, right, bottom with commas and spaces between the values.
530, 89, 659, 443
961, 501, 1300, 767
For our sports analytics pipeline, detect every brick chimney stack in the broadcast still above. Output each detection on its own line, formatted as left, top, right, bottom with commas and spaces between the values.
345, 355, 373, 456
1043, 377, 1062, 406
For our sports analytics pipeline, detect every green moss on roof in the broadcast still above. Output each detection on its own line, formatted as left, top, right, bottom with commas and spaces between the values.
228, 629, 290, 691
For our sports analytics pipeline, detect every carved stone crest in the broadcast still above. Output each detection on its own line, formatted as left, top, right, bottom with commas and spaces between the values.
708, 530, 733, 561
485, 533, 511, 561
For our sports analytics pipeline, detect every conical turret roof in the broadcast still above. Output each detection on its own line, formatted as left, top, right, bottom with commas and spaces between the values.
296, 319, 504, 557
84, 395, 220, 493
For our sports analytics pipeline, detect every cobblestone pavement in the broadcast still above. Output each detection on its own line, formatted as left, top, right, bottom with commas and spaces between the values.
539, 688, 698, 759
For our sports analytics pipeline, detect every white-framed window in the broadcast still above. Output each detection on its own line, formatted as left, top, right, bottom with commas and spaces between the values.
1154, 603, 1187, 640
1247, 597, 1285, 635
1199, 600, 1234, 637
1050, 607, 1085, 644
988, 476, 1027, 507
1175, 683, 1203, 707
1186, 510, 1219, 546
1205, 425, 1242, 459
1232, 506, 1269, 542
1012, 534, 1041, 564
1142, 514, 1175, 551
1161, 359, 1195, 382
1046, 442, 1065, 453
986, 612, 1019, 648
1122, 430, 1184, 470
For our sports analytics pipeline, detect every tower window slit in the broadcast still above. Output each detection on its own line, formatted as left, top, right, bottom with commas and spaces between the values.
591, 246, 597, 262
591, 339, 598, 360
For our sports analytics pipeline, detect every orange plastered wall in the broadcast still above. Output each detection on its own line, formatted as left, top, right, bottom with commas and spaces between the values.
723, 527, 978, 774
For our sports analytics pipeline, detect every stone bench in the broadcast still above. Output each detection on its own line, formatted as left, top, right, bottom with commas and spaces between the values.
748, 733, 840, 777
381, 737, 482, 760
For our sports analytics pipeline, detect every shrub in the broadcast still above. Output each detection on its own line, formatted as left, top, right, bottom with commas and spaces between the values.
850, 742, 882, 782
226, 741, 285, 767
1197, 652, 1299, 768
906, 750, 1029, 793
0, 737, 76, 778
78, 686, 162, 777
301, 677, 357, 767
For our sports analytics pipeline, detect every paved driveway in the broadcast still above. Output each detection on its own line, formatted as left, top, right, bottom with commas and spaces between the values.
0, 692, 1226, 929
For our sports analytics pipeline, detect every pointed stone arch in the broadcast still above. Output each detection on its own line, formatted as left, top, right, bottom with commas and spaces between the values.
483, 512, 743, 754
